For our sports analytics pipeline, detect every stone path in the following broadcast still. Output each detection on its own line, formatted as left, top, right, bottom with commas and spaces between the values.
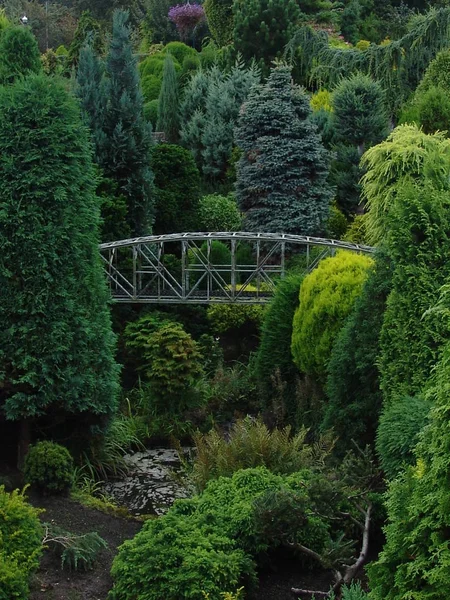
102, 447, 191, 516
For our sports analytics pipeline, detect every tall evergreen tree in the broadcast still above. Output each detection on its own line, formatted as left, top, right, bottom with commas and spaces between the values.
76, 40, 105, 154
0, 75, 120, 463
156, 53, 179, 143
100, 9, 154, 236
235, 65, 332, 235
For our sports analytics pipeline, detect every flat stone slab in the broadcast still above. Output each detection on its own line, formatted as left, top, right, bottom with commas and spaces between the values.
102, 447, 191, 516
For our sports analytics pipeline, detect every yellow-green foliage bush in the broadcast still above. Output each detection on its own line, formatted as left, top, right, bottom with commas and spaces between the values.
310, 89, 333, 112
0, 487, 43, 600
207, 304, 265, 335
291, 251, 373, 378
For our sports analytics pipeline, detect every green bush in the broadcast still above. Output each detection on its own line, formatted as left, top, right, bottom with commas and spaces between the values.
206, 303, 265, 335
291, 251, 373, 379
144, 322, 204, 413
415, 85, 450, 135
376, 395, 431, 480
163, 41, 198, 65
0, 487, 43, 600
151, 143, 201, 233
255, 274, 303, 421
323, 253, 392, 454
343, 214, 368, 244
141, 73, 163, 102
198, 193, 242, 231
110, 501, 256, 600
326, 203, 348, 239
24, 441, 74, 494
143, 99, 159, 126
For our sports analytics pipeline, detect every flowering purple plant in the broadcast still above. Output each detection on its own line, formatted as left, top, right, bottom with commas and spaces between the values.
168, 3, 205, 40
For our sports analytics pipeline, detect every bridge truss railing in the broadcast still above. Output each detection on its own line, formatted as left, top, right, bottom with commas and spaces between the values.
99, 232, 375, 304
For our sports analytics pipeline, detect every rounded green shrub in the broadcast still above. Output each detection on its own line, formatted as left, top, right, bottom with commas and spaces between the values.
291, 251, 373, 378
141, 74, 162, 102
143, 99, 159, 126
326, 203, 348, 239
0, 487, 43, 600
163, 41, 198, 65
198, 194, 242, 231
24, 441, 74, 494
207, 303, 265, 335
415, 85, 450, 135
376, 395, 431, 480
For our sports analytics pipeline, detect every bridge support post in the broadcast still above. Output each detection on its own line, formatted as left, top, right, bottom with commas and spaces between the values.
231, 239, 236, 300
132, 246, 137, 300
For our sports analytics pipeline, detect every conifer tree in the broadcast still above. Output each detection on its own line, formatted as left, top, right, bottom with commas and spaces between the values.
0, 26, 41, 84
204, 0, 234, 47
156, 53, 179, 143
0, 75, 120, 462
100, 9, 154, 236
235, 65, 332, 235
233, 0, 302, 72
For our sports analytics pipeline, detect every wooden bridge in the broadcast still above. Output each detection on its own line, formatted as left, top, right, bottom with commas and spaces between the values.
99, 232, 375, 304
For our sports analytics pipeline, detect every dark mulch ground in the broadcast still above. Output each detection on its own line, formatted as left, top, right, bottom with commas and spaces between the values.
27, 494, 142, 600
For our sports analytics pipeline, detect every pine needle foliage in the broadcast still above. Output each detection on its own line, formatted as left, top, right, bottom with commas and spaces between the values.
99, 10, 154, 235
0, 75, 120, 424
188, 417, 334, 492
235, 65, 332, 235
286, 7, 450, 109
361, 124, 450, 245
156, 53, 180, 143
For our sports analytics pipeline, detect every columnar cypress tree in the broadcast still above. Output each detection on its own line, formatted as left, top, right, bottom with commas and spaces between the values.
0, 75, 120, 462
76, 41, 105, 155
156, 53, 179, 143
204, 0, 234, 47
100, 10, 154, 236
235, 65, 332, 235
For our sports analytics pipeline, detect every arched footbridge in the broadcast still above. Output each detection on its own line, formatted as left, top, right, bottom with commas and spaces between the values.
99, 232, 375, 304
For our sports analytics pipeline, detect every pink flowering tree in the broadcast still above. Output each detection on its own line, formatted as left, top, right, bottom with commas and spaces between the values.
168, 3, 205, 42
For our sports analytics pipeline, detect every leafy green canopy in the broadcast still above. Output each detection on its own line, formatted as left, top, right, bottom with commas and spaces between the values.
235, 65, 332, 235
378, 181, 450, 401
0, 75, 119, 423
361, 124, 450, 244
0, 26, 41, 84
322, 252, 392, 454
368, 297, 450, 599
286, 7, 450, 109
291, 251, 373, 378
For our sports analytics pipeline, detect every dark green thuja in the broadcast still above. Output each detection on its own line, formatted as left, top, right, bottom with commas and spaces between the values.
0, 26, 41, 84
322, 252, 393, 454
235, 65, 332, 235
0, 75, 120, 461
378, 181, 450, 401
368, 295, 450, 598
